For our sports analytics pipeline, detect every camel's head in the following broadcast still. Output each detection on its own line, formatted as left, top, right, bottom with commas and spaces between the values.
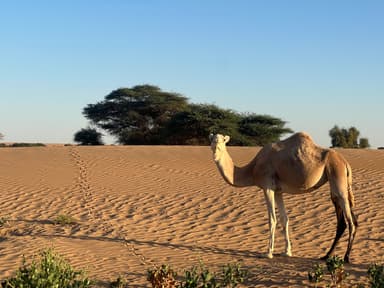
209, 133, 230, 161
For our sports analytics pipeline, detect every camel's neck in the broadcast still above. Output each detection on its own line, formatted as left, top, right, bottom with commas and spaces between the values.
214, 149, 254, 187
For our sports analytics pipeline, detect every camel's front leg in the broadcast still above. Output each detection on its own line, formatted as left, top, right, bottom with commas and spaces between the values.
275, 192, 292, 257
264, 189, 277, 259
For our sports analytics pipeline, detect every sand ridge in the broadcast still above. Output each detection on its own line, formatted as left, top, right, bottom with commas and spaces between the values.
0, 145, 383, 287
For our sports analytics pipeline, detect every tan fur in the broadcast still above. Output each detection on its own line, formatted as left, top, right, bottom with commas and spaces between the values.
210, 132, 358, 262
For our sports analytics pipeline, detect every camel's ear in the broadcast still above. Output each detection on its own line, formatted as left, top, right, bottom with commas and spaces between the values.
224, 135, 230, 143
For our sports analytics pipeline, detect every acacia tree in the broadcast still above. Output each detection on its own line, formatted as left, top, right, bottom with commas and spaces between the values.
83, 85, 292, 146
83, 85, 188, 144
154, 104, 292, 146
163, 104, 242, 145
239, 114, 292, 146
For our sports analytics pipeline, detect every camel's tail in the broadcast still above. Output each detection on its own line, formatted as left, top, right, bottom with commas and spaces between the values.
346, 163, 354, 208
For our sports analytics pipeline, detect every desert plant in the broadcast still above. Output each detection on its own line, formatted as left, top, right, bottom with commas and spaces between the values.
326, 255, 348, 286
180, 262, 247, 288
0, 216, 9, 227
308, 256, 350, 287
0, 248, 91, 287
180, 265, 199, 288
198, 263, 219, 288
368, 263, 384, 288
308, 263, 325, 288
147, 262, 248, 288
11, 143, 46, 147
147, 264, 178, 288
221, 263, 248, 288
53, 214, 78, 226
179, 263, 219, 288
110, 275, 128, 288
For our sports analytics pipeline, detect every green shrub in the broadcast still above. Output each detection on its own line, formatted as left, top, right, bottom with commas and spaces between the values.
0, 216, 9, 227
110, 275, 128, 288
148, 262, 247, 288
10, 143, 46, 147
180, 265, 199, 288
308, 263, 324, 287
221, 263, 248, 288
308, 256, 349, 287
183, 262, 219, 288
368, 263, 384, 288
0, 248, 91, 288
53, 214, 78, 226
147, 264, 177, 288
326, 255, 348, 286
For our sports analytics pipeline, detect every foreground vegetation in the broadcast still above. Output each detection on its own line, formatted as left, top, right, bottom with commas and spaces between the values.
0, 249, 91, 288
0, 249, 247, 288
0, 249, 383, 287
147, 262, 248, 288
308, 255, 384, 288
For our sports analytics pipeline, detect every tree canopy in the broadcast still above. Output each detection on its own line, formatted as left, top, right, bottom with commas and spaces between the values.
163, 104, 241, 145
329, 125, 370, 148
83, 85, 188, 144
74, 127, 104, 146
83, 85, 293, 146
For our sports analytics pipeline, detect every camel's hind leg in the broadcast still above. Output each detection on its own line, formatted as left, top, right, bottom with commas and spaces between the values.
321, 198, 346, 260
344, 208, 358, 263
324, 160, 358, 263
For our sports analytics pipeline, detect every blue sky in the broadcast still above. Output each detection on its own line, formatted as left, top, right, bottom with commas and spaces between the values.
1, 1, 383, 147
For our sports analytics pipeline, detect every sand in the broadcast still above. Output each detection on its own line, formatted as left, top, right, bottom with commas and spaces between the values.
0, 145, 383, 287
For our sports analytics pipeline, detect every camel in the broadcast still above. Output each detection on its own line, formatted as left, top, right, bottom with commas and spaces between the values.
209, 132, 358, 263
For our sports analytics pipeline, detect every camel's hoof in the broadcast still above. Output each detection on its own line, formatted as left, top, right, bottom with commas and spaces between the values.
263, 253, 273, 259
320, 255, 329, 261
283, 251, 292, 257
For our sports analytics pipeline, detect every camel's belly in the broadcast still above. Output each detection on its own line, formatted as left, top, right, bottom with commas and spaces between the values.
277, 168, 327, 194
280, 183, 317, 194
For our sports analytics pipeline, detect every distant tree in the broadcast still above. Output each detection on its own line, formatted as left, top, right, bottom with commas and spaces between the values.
74, 127, 104, 145
0, 133, 5, 147
163, 104, 241, 145
83, 85, 188, 145
163, 105, 292, 146
346, 127, 359, 148
83, 84, 292, 146
329, 126, 346, 148
359, 138, 370, 148
239, 114, 293, 146
329, 125, 368, 148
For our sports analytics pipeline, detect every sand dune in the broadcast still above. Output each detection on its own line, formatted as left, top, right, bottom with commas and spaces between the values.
0, 145, 383, 287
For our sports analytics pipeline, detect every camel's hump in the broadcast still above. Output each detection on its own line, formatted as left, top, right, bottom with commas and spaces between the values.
280, 132, 315, 146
